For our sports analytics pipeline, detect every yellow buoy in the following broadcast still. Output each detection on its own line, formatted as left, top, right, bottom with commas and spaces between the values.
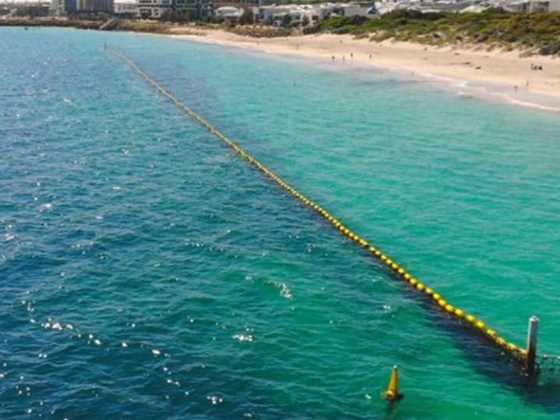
507, 342, 518, 352
383, 365, 404, 402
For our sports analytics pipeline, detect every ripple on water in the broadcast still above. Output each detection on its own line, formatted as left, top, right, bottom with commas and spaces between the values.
2, 27, 560, 420
233, 334, 254, 343
264, 280, 293, 299
38, 203, 53, 212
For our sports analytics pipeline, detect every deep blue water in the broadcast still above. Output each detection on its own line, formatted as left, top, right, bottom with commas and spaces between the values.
2, 27, 560, 419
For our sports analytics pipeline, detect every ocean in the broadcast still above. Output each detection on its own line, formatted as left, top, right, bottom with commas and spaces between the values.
1, 27, 560, 419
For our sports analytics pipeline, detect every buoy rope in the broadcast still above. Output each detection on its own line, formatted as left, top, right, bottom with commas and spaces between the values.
107, 47, 527, 364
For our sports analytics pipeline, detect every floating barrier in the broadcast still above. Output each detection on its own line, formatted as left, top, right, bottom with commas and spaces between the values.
107, 47, 534, 370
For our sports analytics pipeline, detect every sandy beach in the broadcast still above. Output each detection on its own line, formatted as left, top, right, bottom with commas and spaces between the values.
169, 28, 560, 113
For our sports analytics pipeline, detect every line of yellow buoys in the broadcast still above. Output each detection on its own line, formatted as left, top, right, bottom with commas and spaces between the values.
107, 47, 526, 363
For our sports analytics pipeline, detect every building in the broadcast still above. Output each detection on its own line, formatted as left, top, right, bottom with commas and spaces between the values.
528, 0, 549, 11
7, 2, 51, 17
214, 5, 244, 21
253, 3, 374, 26
176, 0, 213, 19
334, 3, 376, 17
51, 0, 113, 14
138, 0, 170, 19
374, 0, 560, 14
77, 0, 113, 12
138, 0, 212, 19
50, 0, 77, 15
114, 0, 140, 16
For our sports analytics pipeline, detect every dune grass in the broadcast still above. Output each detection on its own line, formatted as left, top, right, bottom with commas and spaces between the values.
309, 10, 560, 55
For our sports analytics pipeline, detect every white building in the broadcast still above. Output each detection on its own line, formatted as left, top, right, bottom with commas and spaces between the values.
138, 0, 171, 18
214, 5, 244, 21
254, 3, 374, 26
255, 5, 296, 25
335, 3, 375, 16
529, 0, 548, 11
114, 0, 139, 16
375, 0, 560, 13
138, 0, 211, 19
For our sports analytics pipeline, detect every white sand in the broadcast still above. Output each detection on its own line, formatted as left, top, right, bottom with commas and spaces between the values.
168, 28, 560, 113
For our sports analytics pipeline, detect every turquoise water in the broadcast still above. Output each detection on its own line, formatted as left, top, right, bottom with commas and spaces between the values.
2, 27, 560, 419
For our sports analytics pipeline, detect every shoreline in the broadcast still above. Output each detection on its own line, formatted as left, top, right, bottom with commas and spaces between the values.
166, 29, 560, 114
4, 22, 560, 112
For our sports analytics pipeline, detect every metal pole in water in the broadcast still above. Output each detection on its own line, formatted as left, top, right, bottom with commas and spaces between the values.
526, 316, 539, 376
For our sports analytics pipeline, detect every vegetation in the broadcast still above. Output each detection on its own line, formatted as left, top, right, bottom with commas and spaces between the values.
307, 10, 560, 55
4, 9, 560, 55
227, 25, 292, 37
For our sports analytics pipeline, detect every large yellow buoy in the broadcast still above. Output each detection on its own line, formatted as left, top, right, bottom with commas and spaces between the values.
383, 365, 404, 402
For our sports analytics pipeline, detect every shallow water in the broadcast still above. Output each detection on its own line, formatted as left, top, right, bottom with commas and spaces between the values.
1, 27, 560, 419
